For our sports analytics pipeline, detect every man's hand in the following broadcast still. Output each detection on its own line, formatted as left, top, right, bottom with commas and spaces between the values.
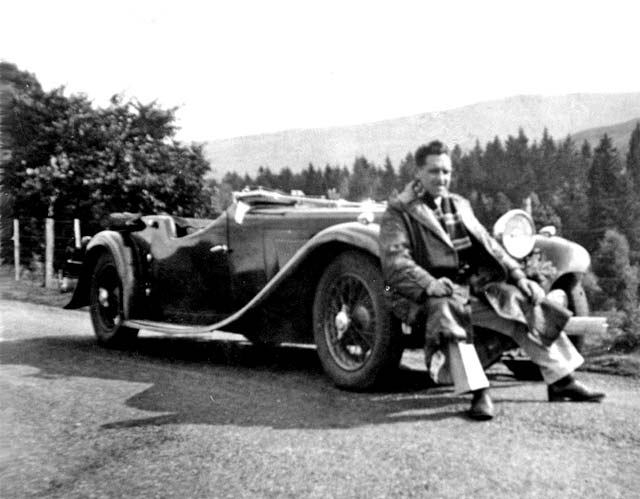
516, 278, 545, 305
425, 277, 455, 297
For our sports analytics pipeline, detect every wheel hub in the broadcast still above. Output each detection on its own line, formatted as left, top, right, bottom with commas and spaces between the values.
335, 305, 350, 339
98, 287, 110, 308
351, 305, 371, 329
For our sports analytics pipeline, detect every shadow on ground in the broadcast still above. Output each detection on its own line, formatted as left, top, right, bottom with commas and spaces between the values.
0, 333, 522, 430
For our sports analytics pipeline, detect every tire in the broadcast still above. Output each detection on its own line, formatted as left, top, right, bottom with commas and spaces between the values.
312, 251, 403, 390
89, 252, 139, 347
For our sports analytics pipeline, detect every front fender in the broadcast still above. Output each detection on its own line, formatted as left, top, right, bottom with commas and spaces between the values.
306, 221, 381, 257
258, 221, 381, 299
534, 235, 591, 278
64, 231, 136, 317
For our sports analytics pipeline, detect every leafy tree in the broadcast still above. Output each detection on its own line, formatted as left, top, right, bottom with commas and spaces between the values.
591, 229, 639, 313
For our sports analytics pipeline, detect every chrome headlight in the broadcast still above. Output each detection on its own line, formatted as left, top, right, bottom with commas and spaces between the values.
492, 209, 535, 259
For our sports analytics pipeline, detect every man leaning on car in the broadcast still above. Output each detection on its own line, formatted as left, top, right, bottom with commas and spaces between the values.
379, 140, 605, 420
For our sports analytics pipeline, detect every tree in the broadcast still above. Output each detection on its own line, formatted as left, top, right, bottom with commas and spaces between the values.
591, 230, 639, 313
626, 122, 640, 187
554, 136, 589, 242
532, 128, 557, 204
624, 123, 640, 261
397, 152, 415, 187
503, 128, 533, 202
301, 163, 324, 196
378, 156, 397, 199
1, 62, 216, 273
348, 156, 379, 201
586, 134, 625, 250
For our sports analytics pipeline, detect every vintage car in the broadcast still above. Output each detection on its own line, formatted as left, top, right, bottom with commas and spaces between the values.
65, 188, 605, 389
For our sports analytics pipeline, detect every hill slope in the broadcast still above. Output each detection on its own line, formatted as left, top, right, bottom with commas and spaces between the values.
205, 93, 640, 177
571, 117, 640, 154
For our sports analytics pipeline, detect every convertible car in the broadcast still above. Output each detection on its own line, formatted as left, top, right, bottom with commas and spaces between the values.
66, 188, 605, 389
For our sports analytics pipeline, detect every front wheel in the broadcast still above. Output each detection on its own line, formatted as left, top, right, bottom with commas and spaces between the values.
313, 251, 403, 390
89, 252, 138, 347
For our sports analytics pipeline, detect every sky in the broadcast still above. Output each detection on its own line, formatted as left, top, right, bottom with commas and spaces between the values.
2, 0, 640, 142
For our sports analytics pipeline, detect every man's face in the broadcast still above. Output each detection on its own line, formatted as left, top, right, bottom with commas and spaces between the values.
415, 153, 452, 198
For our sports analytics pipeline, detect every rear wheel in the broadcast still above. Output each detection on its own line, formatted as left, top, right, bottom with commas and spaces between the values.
89, 252, 138, 346
313, 251, 403, 390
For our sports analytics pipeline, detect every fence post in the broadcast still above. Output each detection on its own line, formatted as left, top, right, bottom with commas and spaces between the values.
45, 218, 54, 288
74, 218, 81, 248
13, 219, 20, 281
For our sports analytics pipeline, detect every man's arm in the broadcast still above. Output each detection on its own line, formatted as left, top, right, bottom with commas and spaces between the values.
456, 197, 544, 302
379, 207, 439, 301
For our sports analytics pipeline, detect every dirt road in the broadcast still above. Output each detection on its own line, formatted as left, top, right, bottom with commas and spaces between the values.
1, 299, 639, 498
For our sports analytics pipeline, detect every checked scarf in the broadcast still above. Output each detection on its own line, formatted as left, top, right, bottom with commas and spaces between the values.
436, 196, 473, 251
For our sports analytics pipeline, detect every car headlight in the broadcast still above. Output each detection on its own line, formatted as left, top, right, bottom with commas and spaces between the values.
492, 209, 535, 259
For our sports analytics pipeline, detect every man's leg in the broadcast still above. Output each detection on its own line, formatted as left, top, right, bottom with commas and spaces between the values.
425, 296, 493, 419
471, 298, 604, 401
471, 298, 583, 384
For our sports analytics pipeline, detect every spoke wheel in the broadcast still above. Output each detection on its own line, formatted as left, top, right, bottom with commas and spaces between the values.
89, 252, 138, 346
313, 251, 402, 390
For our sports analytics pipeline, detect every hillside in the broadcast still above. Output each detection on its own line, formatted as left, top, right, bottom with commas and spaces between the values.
204, 93, 640, 178
570, 117, 640, 154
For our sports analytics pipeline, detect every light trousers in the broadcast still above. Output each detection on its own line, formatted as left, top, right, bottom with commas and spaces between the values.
436, 298, 584, 390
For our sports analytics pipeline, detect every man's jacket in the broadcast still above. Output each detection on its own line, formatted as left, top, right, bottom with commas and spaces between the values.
379, 181, 569, 338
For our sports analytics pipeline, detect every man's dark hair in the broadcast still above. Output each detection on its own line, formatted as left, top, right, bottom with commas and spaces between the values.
415, 141, 450, 167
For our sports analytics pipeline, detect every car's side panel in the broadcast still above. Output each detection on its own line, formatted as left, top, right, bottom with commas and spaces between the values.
143, 213, 233, 323
226, 213, 268, 309
122, 221, 382, 340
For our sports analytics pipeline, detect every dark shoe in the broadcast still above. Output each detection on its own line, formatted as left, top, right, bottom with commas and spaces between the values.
548, 376, 605, 402
469, 388, 494, 420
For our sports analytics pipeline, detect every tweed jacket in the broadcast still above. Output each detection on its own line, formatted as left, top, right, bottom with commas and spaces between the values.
379, 181, 528, 326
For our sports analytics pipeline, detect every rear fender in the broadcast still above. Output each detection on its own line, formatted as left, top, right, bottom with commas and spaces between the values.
64, 231, 136, 317
534, 235, 590, 280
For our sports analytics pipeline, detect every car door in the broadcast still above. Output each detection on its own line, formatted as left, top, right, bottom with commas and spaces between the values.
226, 210, 268, 309
148, 214, 233, 324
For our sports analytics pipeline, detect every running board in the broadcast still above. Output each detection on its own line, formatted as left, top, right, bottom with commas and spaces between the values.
124, 319, 231, 335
